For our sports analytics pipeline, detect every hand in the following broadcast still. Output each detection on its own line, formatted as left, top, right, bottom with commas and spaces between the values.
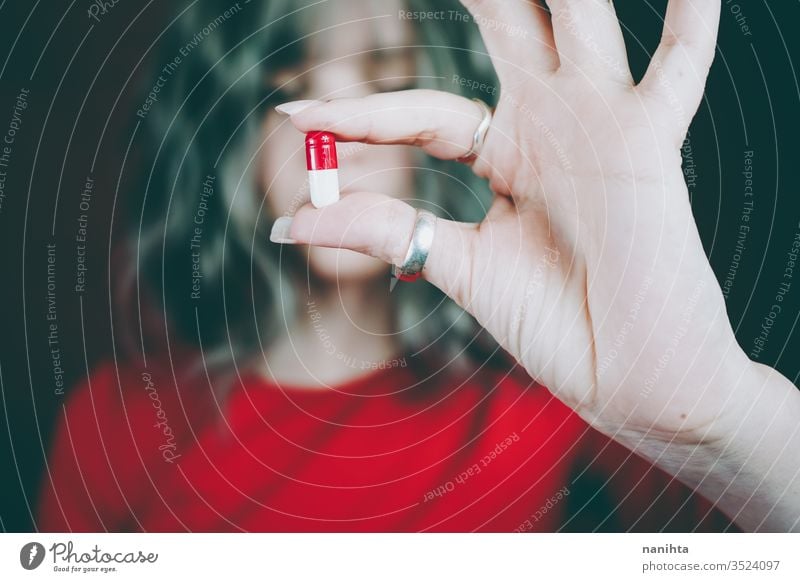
273, 0, 751, 447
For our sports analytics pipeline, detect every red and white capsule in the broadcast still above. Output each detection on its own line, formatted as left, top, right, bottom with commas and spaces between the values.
305, 131, 340, 208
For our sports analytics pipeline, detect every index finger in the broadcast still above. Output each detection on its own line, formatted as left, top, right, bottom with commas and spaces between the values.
281, 89, 488, 161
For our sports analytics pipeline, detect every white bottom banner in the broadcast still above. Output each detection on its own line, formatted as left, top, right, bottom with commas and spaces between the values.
1, 533, 797, 581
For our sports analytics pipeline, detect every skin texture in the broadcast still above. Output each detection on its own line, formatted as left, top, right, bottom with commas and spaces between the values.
272, 0, 800, 531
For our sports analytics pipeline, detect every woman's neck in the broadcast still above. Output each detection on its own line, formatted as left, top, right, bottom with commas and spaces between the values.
261, 276, 401, 388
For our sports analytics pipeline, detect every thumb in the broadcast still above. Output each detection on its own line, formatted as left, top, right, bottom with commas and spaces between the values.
270, 191, 478, 306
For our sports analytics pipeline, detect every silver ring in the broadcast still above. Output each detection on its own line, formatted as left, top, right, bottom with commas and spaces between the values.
456, 98, 493, 164
391, 210, 437, 282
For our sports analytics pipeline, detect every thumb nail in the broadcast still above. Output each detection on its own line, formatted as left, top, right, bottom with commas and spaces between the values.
270, 217, 297, 244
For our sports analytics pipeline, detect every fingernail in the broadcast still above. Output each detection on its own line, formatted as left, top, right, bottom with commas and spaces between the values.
269, 217, 298, 244
274, 100, 323, 116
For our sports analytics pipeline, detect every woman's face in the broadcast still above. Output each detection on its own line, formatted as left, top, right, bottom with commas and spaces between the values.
261, 0, 416, 283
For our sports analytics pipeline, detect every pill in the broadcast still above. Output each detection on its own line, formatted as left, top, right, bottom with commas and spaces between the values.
305, 131, 340, 208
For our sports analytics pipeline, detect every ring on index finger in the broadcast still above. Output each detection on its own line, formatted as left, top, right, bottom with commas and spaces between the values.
456, 98, 493, 164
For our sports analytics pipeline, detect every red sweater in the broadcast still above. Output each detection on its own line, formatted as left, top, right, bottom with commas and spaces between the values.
37, 358, 739, 532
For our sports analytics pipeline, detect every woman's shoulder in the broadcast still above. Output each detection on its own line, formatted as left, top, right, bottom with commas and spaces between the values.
472, 367, 738, 531
449, 363, 590, 464
51, 354, 222, 488
61, 358, 199, 424
38, 356, 218, 530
